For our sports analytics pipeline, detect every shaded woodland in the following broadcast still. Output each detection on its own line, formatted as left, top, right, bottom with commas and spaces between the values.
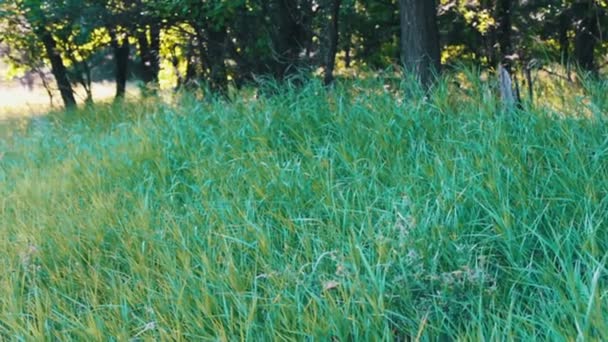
1, 0, 606, 109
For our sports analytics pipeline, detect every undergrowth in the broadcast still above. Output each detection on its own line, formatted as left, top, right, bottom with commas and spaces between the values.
0, 73, 607, 340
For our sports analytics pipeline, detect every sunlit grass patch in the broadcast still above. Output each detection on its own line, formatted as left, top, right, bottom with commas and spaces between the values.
0, 81, 140, 120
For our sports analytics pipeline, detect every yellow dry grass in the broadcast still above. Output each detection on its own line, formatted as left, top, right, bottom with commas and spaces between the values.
0, 59, 140, 119
0, 81, 139, 120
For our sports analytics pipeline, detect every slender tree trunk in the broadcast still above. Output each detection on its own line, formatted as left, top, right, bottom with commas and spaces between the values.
39, 30, 76, 109
67, 51, 93, 104
110, 31, 130, 100
399, 0, 441, 88
524, 64, 533, 104
496, 0, 513, 68
37, 68, 55, 108
558, 10, 570, 64
194, 25, 211, 81
138, 24, 161, 86
83, 60, 93, 104
207, 26, 228, 92
480, 0, 498, 67
324, 0, 341, 85
184, 49, 196, 87
557, 9, 573, 80
573, 0, 598, 75
149, 24, 161, 82
498, 64, 515, 109
271, 0, 302, 79
302, 0, 315, 60
137, 30, 153, 84
115, 42, 129, 99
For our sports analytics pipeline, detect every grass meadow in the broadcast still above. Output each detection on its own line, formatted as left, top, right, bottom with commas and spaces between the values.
0, 71, 607, 340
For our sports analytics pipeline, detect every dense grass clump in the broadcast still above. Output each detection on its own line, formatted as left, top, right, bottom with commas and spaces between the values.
1, 75, 607, 340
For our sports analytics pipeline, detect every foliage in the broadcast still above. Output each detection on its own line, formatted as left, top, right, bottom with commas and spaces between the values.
2, 0, 605, 108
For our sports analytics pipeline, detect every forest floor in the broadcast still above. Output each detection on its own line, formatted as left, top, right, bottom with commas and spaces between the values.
0, 73, 607, 339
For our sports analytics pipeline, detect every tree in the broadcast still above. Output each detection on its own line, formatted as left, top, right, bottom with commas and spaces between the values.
573, 0, 600, 75
495, 0, 513, 68
268, 0, 313, 79
133, 0, 163, 88
324, 0, 341, 85
109, 29, 130, 99
16, 0, 76, 108
136, 23, 161, 87
399, 0, 441, 87
3, 0, 111, 107
38, 28, 77, 108
3, 0, 607, 106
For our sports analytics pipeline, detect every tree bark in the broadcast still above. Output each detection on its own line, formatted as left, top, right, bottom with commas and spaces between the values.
399, 0, 441, 88
149, 24, 161, 82
110, 31, 130, 100
302, 0, 315, 60
324, 0, 341, 85
573, 0, 598, 75
38, 30, 76, 109
194, 26, 210, 81
137, 24, 161, 86
37, 68, 55, 108
207, 25, 228, 92
66, 50, 93, 104
498, 64, 515, 110
184, 46, 197, 87
496, 0, 513, 68
271, 0, 304, 79
558, 10, 570, 64
480, 0, 498, 68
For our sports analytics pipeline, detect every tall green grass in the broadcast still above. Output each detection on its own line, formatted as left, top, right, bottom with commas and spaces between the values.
1, 74, 607, 340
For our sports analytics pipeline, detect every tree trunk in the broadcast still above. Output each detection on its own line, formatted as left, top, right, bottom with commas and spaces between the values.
573, 1, 598, 75
271, 0, 303, 79
399, 0, 441, 88
137, 31, 153, 84
480, 0, 498, 68
558, 10, 570, 64
115, 42, 129, 99
149, 24, 161, 82
324, 0, 341, 85
37, 68, 55, 108
184, 46, 197, 87
302, 0, 315, 60
82, 60, 93, 104
39, 30, 76, 109
67, 51, 93, 105
137, 25, 161, 86
496, 0, 513, 68
207, 25, 228, 92
498, 64, 515, 110
110, 32, 130, 100
194, 26, 210, 81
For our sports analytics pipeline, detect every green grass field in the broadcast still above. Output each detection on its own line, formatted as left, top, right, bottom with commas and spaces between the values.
1, 73, 607, 340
